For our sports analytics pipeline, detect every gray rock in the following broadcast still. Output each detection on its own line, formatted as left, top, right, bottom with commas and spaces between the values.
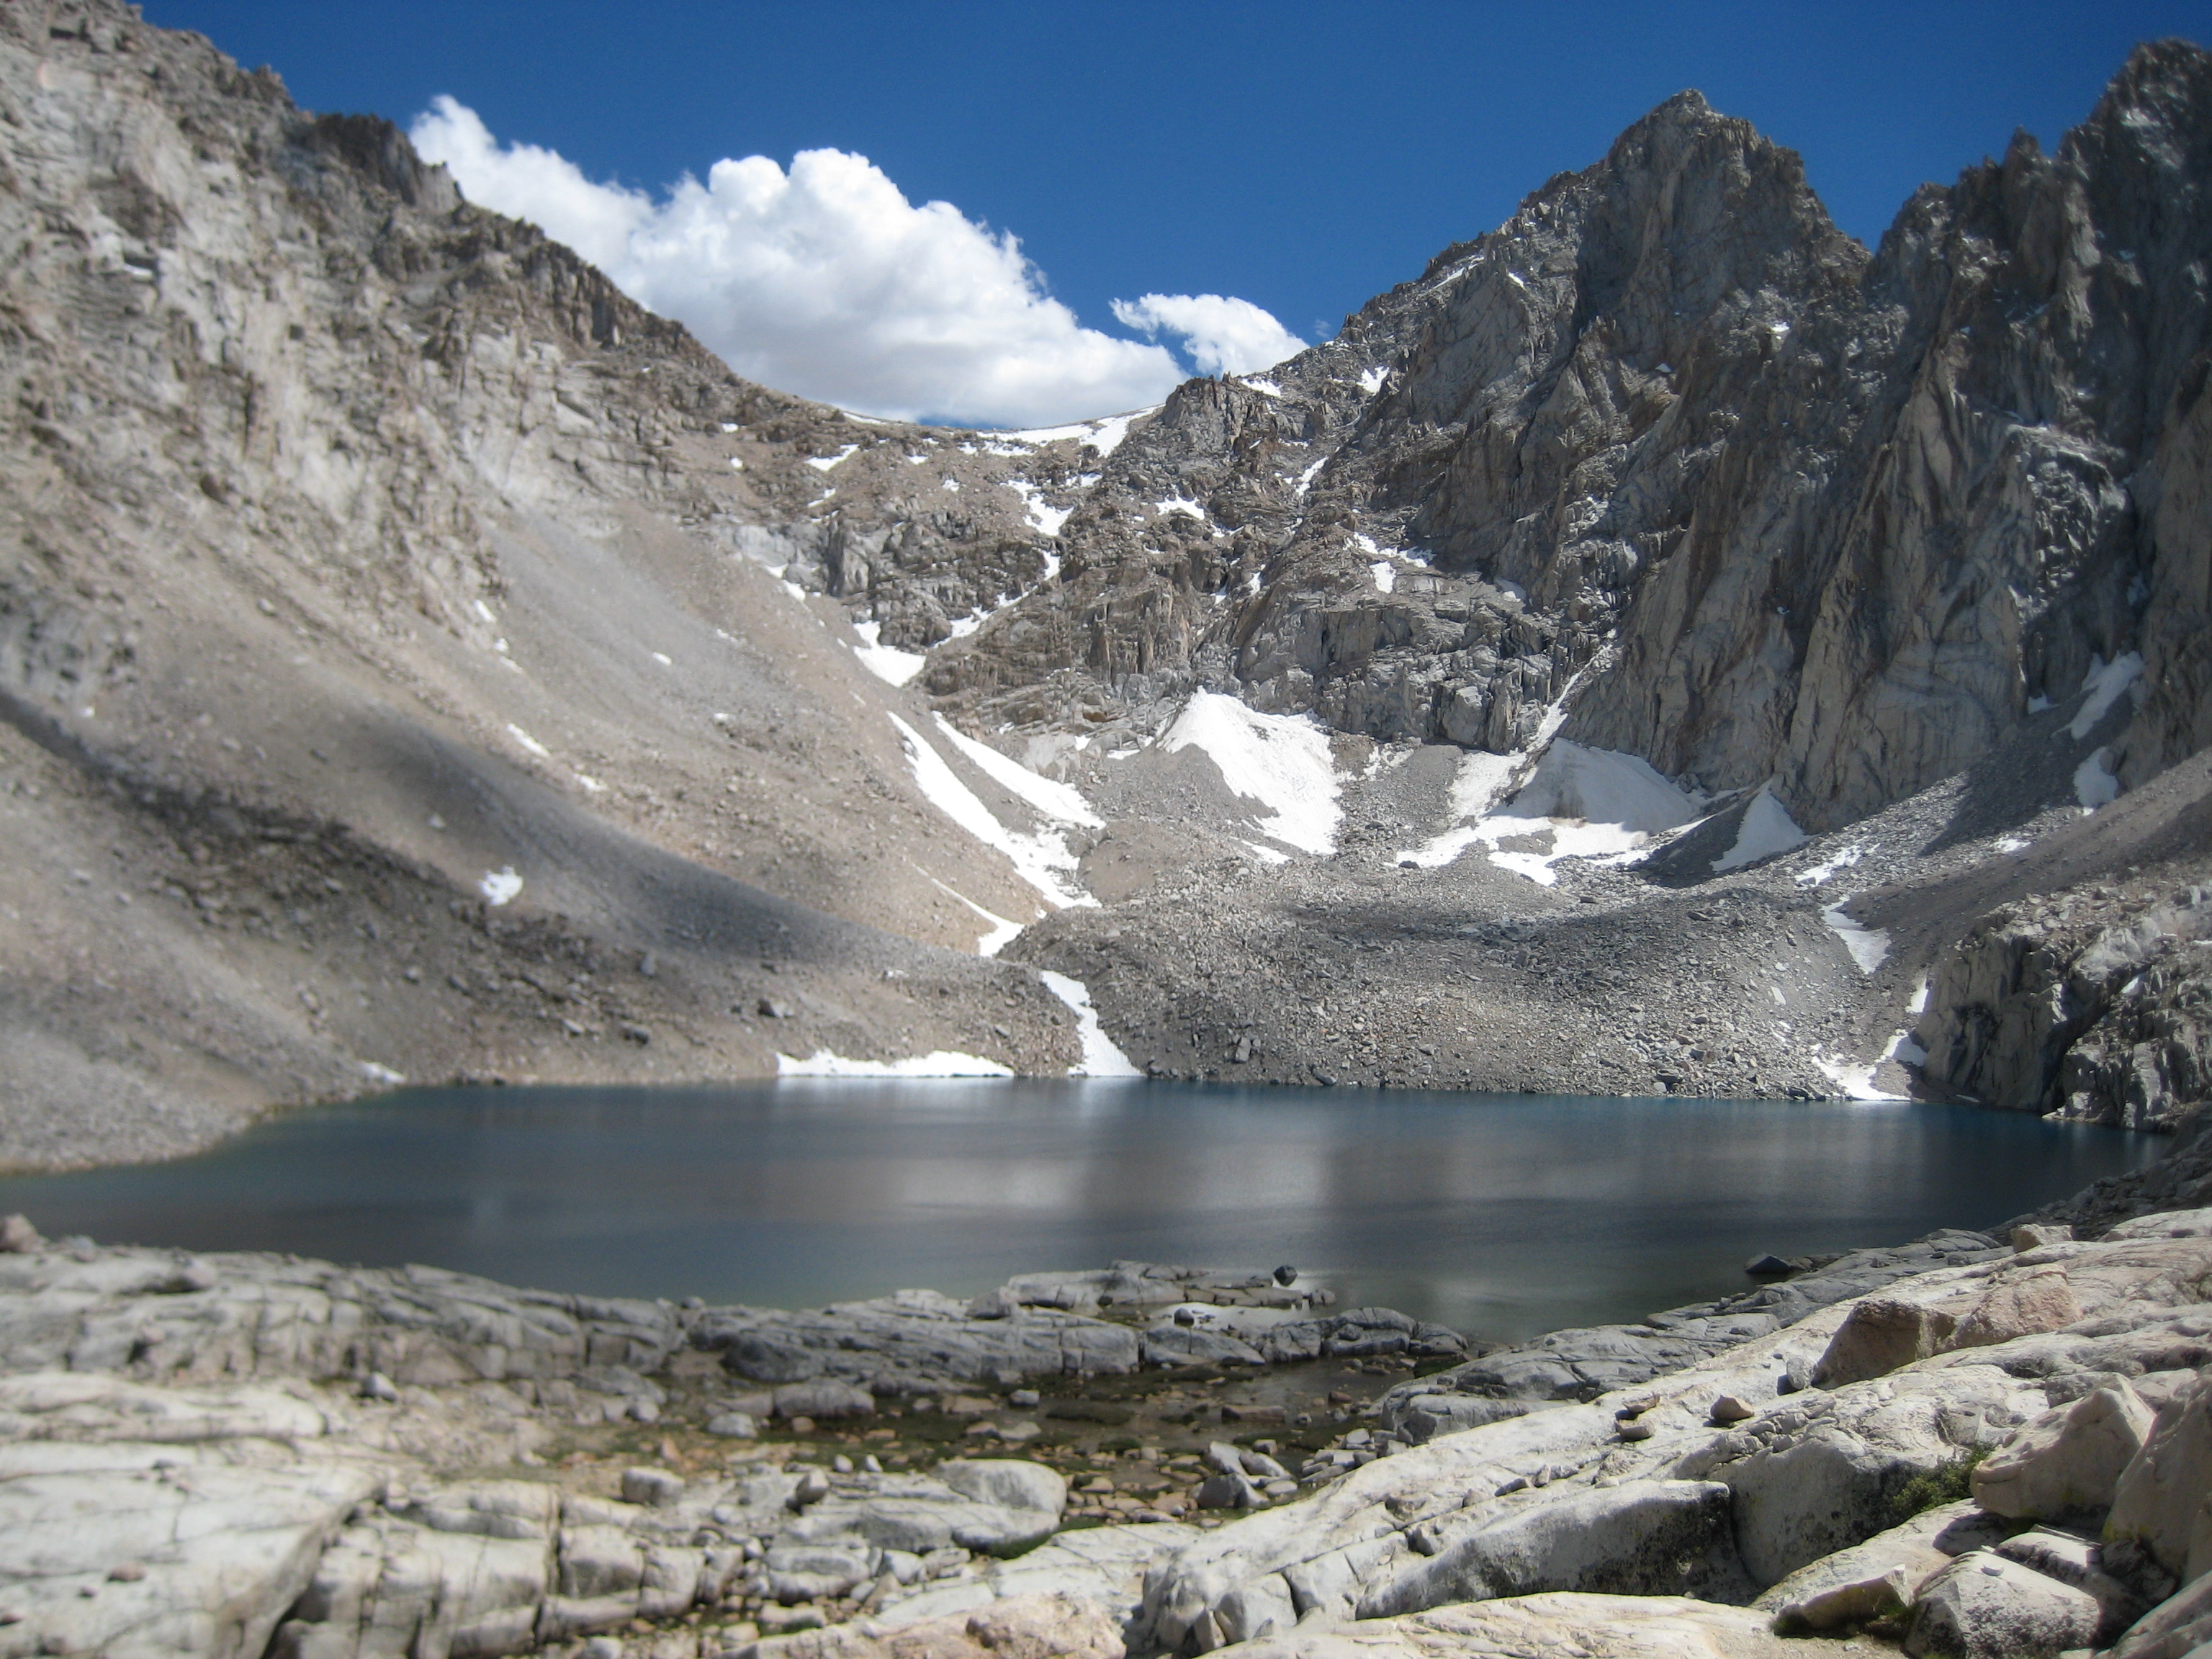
1355, 1479, 1750, 1616
1905, 1549, 2105, 1659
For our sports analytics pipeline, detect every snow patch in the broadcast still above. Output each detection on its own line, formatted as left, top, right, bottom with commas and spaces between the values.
1239, 377, 1282, 397
1822, 906, 1891, 974
573, 773, 606, 793
777, 1049, 1013, 1079
930, 877, 1023, 956
2027, 693, 2054, 714
478, 868, 523, 907
978, 410, 1146, 457
1161, 691, 1340, 856
1795, 845, 1863, 886
890, 713, 1089, 906
359, 1061, 405, 1085
1712, 787, 1808, 873
505, 724, 551, 760
1038, 971, 1142, 1077
1907, 977, 1930, 1015
2069, 652, 2143, 740
806, 444, 862, 472
1155, 496, 1205, 522
1369, 561, 1395, 594
650, 651, 673, 667
1403, 740, 1701, 884
1294, 457, 1326, 496
852, 621, 926, 687
1358, 366, 1386, 395
1007, 480, 1071, 536
2074, 747, 2121, 809
932, 714, 1102, 826
1815, 1054, 1905, 1101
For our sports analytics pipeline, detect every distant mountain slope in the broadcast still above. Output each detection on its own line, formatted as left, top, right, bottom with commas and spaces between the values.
942, 45, 2212, 837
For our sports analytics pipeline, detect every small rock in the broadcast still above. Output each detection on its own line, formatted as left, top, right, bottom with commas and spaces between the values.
2011, 1223, 2074, 1251
1272, 1264, 1298, 1286
359, 1370, 398, 1403
1710, 1394, 1756, 1425
0, 1216, 42, 1254
706, 1411, 758, 1438
621, 1467, 685, 1507
786, 1415, 816, 1437
1008, 1389, 1040, 1408
1744, 1253, 1793, 1277
757, 997, 794, 1020
105, 1563, 145, 1583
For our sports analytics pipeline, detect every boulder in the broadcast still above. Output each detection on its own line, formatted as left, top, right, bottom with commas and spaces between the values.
1354, 1479, 1749, 1617
775, 1380, 877, 1421
1994, 1527, 2146, 1640
1197, 1592, 1804, 1659
1753, 1500, 1973, 1632
935, 1461, 1066, 1519
2112, 1568, 2212, 1659
1905, 1550, 2104, 1658
1811, 1298, 1958, 1388
1948, 1266, 2083, 1351
2013, 1224, 2075, 1251
747, 1592, 1124, 1659
1975, 1380, 2157, 1518
2107, 1371, 2212, 1585
1140, 1327, 1262, 1368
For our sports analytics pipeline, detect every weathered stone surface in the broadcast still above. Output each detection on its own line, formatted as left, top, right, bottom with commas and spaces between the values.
1353, 1480, 1749, 1617
1905, 1550, 2105, 1659
2107, 1369, 2212, 1586
1809, 1297, 1959, 1388
1750, 1499, 1977, 1633
1974, 1379, 2156, 1519
1190, 1593, 1804, 1659
2113, 1568, 2212, 1659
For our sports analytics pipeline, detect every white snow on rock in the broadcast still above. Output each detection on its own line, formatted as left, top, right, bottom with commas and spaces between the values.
2075, 746, 2121, 809
1795, 845, 1863, 886
359, 1061, 404, 1084
1407, 740, 1702, 884
1154, 495, 1206, 522
1359, 366, 1387, 395
2067, 652, 2144, 740
1161, 691, 1340, 856
976, 409, 1147, 457
1238, 377, 1282, 397
852, 621, 927, 688
1712, 786, 1808, 873
1006, 480, 1071, 536
932, 714, 1102, 826
805, 444, 861, 472
777, 1049, 1013, 1078
1370, 561, 1395, 593
1398, 748, 1528, 868
1038, 971, 1143, 1077
930, 877, 1024, 956
889, 714, 1089, 907
1294, 457, 1326, 496
504, 724, 550, 760
1815, 1053, 1906, 1101
1822, 905, 1892, 974
477, 868, 522, 907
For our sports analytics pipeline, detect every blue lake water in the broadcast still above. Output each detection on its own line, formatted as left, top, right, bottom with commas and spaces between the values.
0, 1082, 2158, 1341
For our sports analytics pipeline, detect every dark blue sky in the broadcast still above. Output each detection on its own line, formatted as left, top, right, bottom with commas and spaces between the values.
147, 1, 2209, 345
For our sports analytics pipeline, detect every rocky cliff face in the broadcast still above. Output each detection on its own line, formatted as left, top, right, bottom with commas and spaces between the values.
942, 45, 2212, 838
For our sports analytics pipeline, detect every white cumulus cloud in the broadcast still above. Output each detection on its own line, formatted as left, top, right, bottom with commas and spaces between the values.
409, 97, 1300, 428
1110, 293, 1306, 377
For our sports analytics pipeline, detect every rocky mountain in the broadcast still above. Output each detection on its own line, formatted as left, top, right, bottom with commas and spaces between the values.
4, 0, 2212, 1159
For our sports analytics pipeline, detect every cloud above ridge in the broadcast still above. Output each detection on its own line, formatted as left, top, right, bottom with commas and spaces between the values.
1110, 293, 1306, 378
410, 97, 1300, 428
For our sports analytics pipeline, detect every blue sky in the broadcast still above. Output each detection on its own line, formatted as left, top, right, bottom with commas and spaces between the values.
146, 1, 2211, 423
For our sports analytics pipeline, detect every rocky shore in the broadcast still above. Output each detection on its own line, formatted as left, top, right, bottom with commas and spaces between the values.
0, 1123, 2204, 1659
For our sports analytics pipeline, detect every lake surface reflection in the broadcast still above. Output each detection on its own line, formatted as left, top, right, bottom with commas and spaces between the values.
0, 1082, 2158, 1340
